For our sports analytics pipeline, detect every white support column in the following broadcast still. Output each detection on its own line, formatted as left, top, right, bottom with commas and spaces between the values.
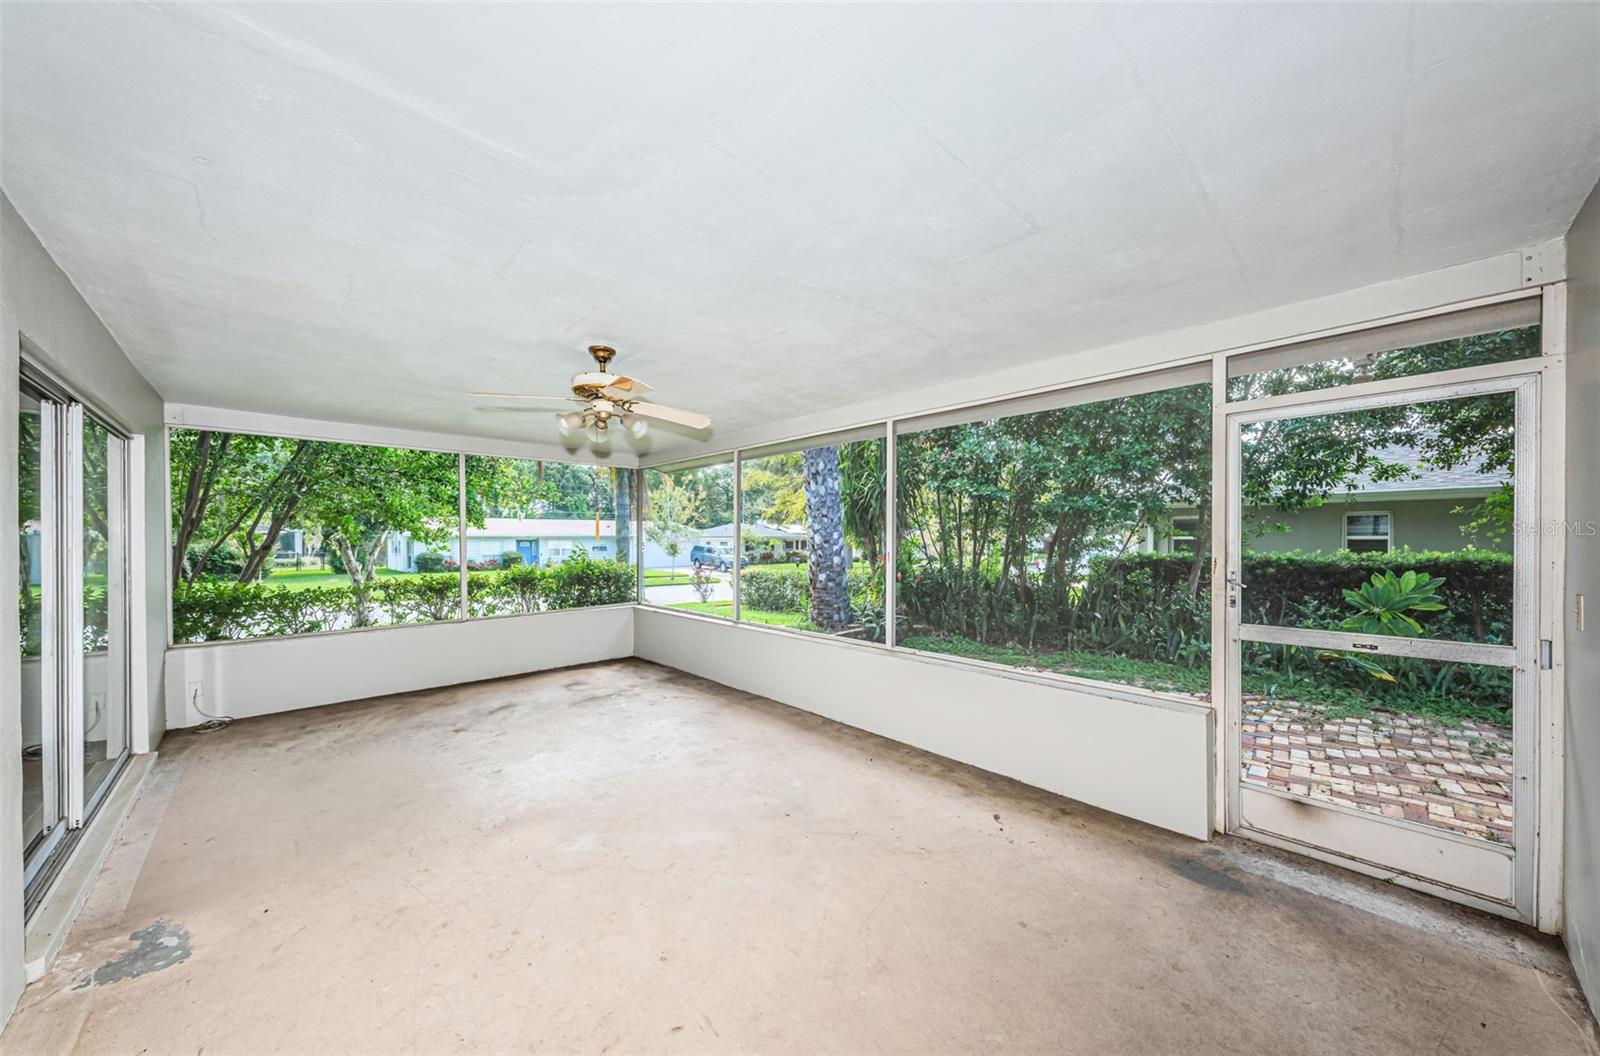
457, 453, 469, 621
1209, 352, 1228, 836
732, 453, 742, 623
635, 469, 645, 602
884, 420, 897, 651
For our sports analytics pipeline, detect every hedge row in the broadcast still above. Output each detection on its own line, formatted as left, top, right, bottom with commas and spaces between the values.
173, 556, 636, 643
1124, 549, 1513, 642
899, 548, 1514, 665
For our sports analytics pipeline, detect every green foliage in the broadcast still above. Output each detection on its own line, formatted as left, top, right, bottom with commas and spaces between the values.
186, 540, 247, 580
737, 562, 880, 639
379, 574, 463, 624
173, 556, 637, 641
1339, 569, 1447, 638
740, 565, 808, 613
545, 550, 636, 609
690, 563, 716, 603
839, 438, 886, 566
412, 550, 448, 573
899, 549, 1513, 689
172, 580, 355, 642
472, 564, 547, 616
645, 472, 699, 568
499, 550, 524, 569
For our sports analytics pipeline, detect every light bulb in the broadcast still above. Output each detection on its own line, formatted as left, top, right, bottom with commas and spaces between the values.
556, 411, 581, 437
625, 414, 649, 439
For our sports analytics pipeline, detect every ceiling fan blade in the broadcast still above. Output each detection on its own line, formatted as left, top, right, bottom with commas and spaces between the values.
469, 391, 583, 403
601, 375, 652, 399
630, 401, 711, 431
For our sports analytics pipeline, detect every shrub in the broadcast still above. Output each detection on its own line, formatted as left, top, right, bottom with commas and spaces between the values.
740, 565, 808, 614
172, 580, 355, 642
546, 551, 636, 609
690, 564, 716, 603
897, 547, 1513, 671
471, 564, 547, 617
185, 540, 247, 580
499, 550, 524, 569
378, 574, 462, 624
413, 550, 448, 573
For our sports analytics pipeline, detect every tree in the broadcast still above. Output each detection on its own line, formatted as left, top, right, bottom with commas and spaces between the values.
741, 452, 805, 527
803, 445, 851, 631
304, 445, 463, 625
169, 429, 325, 586
839, 439, 886, 570
613, 468, 633, 563
645, 473, 698, 575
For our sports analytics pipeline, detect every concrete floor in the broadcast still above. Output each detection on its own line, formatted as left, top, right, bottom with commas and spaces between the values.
3, 659, 1595, 1054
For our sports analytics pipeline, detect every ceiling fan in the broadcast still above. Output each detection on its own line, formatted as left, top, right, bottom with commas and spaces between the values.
471, 345, 711, 444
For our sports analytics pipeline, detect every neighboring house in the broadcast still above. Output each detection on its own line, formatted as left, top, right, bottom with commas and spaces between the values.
1152, 445, 1512, 555
699, 521, 809, 562
388, 517, 631, 571
274, 528, 308, 559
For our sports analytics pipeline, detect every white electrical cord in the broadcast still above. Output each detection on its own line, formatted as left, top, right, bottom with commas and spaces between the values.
190, 685, 234, 733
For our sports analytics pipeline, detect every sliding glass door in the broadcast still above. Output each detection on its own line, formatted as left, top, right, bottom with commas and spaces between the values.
15, 369, 132, 905
80, 413, 130, 815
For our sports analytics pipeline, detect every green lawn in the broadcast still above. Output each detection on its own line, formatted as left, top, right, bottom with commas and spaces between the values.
668, 601, 816, 630
898, 633, 1509, 727
261, 567, 419, 591
644, 570, 720, 586
900, 634, 1211, 697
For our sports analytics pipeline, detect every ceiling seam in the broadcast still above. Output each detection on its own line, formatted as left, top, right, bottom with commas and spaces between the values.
1098, 14, 1263, 309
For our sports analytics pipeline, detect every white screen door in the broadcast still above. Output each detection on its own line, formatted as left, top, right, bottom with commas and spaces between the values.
1224, 372, 1540, 919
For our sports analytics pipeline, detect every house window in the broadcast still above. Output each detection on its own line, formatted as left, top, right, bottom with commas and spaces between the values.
1169, 515, 1200, 554
1343, 512, 1392, 553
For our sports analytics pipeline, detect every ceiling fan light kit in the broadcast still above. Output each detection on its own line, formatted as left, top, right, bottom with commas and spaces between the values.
471, 344, 708, 447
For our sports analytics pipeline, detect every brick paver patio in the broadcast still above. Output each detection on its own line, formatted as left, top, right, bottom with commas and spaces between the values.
1241, 696, 1514, 844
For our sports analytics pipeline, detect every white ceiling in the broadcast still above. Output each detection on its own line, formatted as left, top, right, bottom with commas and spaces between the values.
3, 2, 1597, 453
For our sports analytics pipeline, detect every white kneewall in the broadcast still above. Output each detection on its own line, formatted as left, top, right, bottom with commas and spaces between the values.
165, 606, 634, 728
1563, 180, 1600, 1016
634, 608, 1214, 840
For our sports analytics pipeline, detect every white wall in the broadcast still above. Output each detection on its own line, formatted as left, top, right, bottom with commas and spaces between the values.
634, 608, 1214, 839
1563, 181, 1600, 1015
1, 193, 169, 1024
164, 606, 634, 728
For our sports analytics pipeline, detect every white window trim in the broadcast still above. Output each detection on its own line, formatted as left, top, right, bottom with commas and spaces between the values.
1341, 509, 1393, 552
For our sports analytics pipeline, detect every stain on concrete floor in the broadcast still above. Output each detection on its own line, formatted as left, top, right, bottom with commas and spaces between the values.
74, 921, 190, 990
1166, 855, 1252, 897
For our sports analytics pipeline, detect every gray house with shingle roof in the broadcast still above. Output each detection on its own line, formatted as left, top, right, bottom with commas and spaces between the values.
1154, 446, 1512, 555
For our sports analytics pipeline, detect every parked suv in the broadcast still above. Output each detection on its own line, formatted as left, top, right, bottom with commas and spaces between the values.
690, 544, 728, 571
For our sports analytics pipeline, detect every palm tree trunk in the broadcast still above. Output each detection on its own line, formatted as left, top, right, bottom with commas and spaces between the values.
803, 445, 851, 632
